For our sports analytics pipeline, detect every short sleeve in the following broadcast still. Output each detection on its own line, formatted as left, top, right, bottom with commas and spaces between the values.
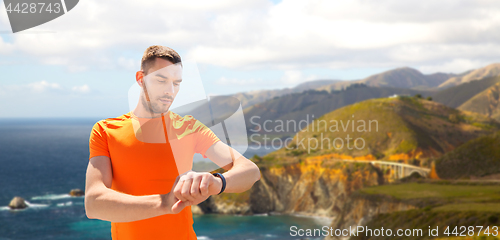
193, 121, 220, 158
89, 121, 110, 160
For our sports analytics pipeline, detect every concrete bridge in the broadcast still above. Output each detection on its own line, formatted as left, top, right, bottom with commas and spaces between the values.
339, 159, 431, 179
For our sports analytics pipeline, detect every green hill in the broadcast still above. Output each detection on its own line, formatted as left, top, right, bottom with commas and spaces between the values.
458, 81, 500, 121
244, 85, 432, 136
263, 96, 500, 163
435, 131, 500, 179
432, 75, 500, 108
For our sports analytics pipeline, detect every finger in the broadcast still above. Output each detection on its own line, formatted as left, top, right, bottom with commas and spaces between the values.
199, 174, 210, 196
173, 175, 181, 186
181, 177, 196, 202
190, 175, 202, 198
171, 200, 188, 214
174, 180, 187, 202
170, 175, 181, 192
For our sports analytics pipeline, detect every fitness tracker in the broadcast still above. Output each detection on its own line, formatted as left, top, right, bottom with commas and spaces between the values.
212, 173, 226, 195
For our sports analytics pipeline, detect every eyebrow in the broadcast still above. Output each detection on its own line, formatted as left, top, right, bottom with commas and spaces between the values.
155, 73, 168, 79
154, 74, 182, 82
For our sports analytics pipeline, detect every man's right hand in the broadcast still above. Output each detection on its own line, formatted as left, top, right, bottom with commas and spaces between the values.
161, 176, 186, 214
162, 171, 222, 214
161, 191, 185, 214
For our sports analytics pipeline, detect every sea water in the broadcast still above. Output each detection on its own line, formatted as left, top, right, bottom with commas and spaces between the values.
0, 118, 328, 240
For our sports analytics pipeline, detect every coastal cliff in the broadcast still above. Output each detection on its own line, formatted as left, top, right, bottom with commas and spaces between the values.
193, 96, 500, 239
325, 192, 416, 240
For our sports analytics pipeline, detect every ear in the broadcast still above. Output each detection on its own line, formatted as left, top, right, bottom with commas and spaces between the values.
136, 70, 144, 87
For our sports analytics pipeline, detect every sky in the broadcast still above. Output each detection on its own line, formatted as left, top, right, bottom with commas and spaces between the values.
1, 0, 500, 118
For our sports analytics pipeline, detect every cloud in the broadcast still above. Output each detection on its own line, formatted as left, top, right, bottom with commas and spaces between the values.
280, 70, 319, 86
0, 37, 14, 55
418, 59, 489, 74
214, 71, 319, 88
28, 81, 63, 92
0, 0, 271, 71
215, 77, 264, 86
117, 57, 138, 71
0, 81, 120, 118
72, 84, 91, 93
2, 0, 500, 74
280, 70, 303, 85
0, 81, 92, 95
186, 0, 500, 71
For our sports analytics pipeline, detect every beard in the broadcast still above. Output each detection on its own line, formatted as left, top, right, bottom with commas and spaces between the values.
140, 94, 170, 116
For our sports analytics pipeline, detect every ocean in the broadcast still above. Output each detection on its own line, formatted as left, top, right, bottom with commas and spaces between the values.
0, 118, 329, 240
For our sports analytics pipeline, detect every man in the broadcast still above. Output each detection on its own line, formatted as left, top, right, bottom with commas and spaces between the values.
84, 45, 261, 239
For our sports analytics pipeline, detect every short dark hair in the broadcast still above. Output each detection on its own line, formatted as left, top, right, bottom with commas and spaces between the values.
141, 45, 181, 75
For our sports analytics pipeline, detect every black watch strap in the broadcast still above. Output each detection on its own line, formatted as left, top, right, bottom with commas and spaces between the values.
212, 173, 226, 195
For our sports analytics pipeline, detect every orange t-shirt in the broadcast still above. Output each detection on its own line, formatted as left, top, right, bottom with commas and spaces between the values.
88, 111, 220, 240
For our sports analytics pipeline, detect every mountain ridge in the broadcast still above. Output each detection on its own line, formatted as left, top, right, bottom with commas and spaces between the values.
318, 67, 456, 92
438, 63, 500, 89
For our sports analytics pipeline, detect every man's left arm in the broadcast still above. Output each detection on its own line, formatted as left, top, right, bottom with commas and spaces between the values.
204, 141, 261, 193
171, 141, 260, 211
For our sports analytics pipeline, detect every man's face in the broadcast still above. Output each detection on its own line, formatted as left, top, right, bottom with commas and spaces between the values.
140, 58, 183, 115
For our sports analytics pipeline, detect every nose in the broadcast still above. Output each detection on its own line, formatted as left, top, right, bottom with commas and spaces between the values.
163, 81, 175, 96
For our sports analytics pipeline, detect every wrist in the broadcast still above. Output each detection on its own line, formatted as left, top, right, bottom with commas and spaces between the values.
159, 193, 172, 214
208, 176, 222, 195
210, 173, 226, 195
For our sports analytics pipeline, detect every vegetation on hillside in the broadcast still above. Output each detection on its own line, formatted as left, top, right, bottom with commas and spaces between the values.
261, 96, 500, 164
432, 75, 500, 108
459, 82, 500, 121
435, 131, 500, 179
351, 182, 500, 240
244, 86, 432, 136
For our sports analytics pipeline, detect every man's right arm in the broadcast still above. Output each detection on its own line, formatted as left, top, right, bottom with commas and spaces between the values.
84, 156, 180, 222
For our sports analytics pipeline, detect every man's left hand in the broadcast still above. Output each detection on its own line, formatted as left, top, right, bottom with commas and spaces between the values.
171, 171, 222, 212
